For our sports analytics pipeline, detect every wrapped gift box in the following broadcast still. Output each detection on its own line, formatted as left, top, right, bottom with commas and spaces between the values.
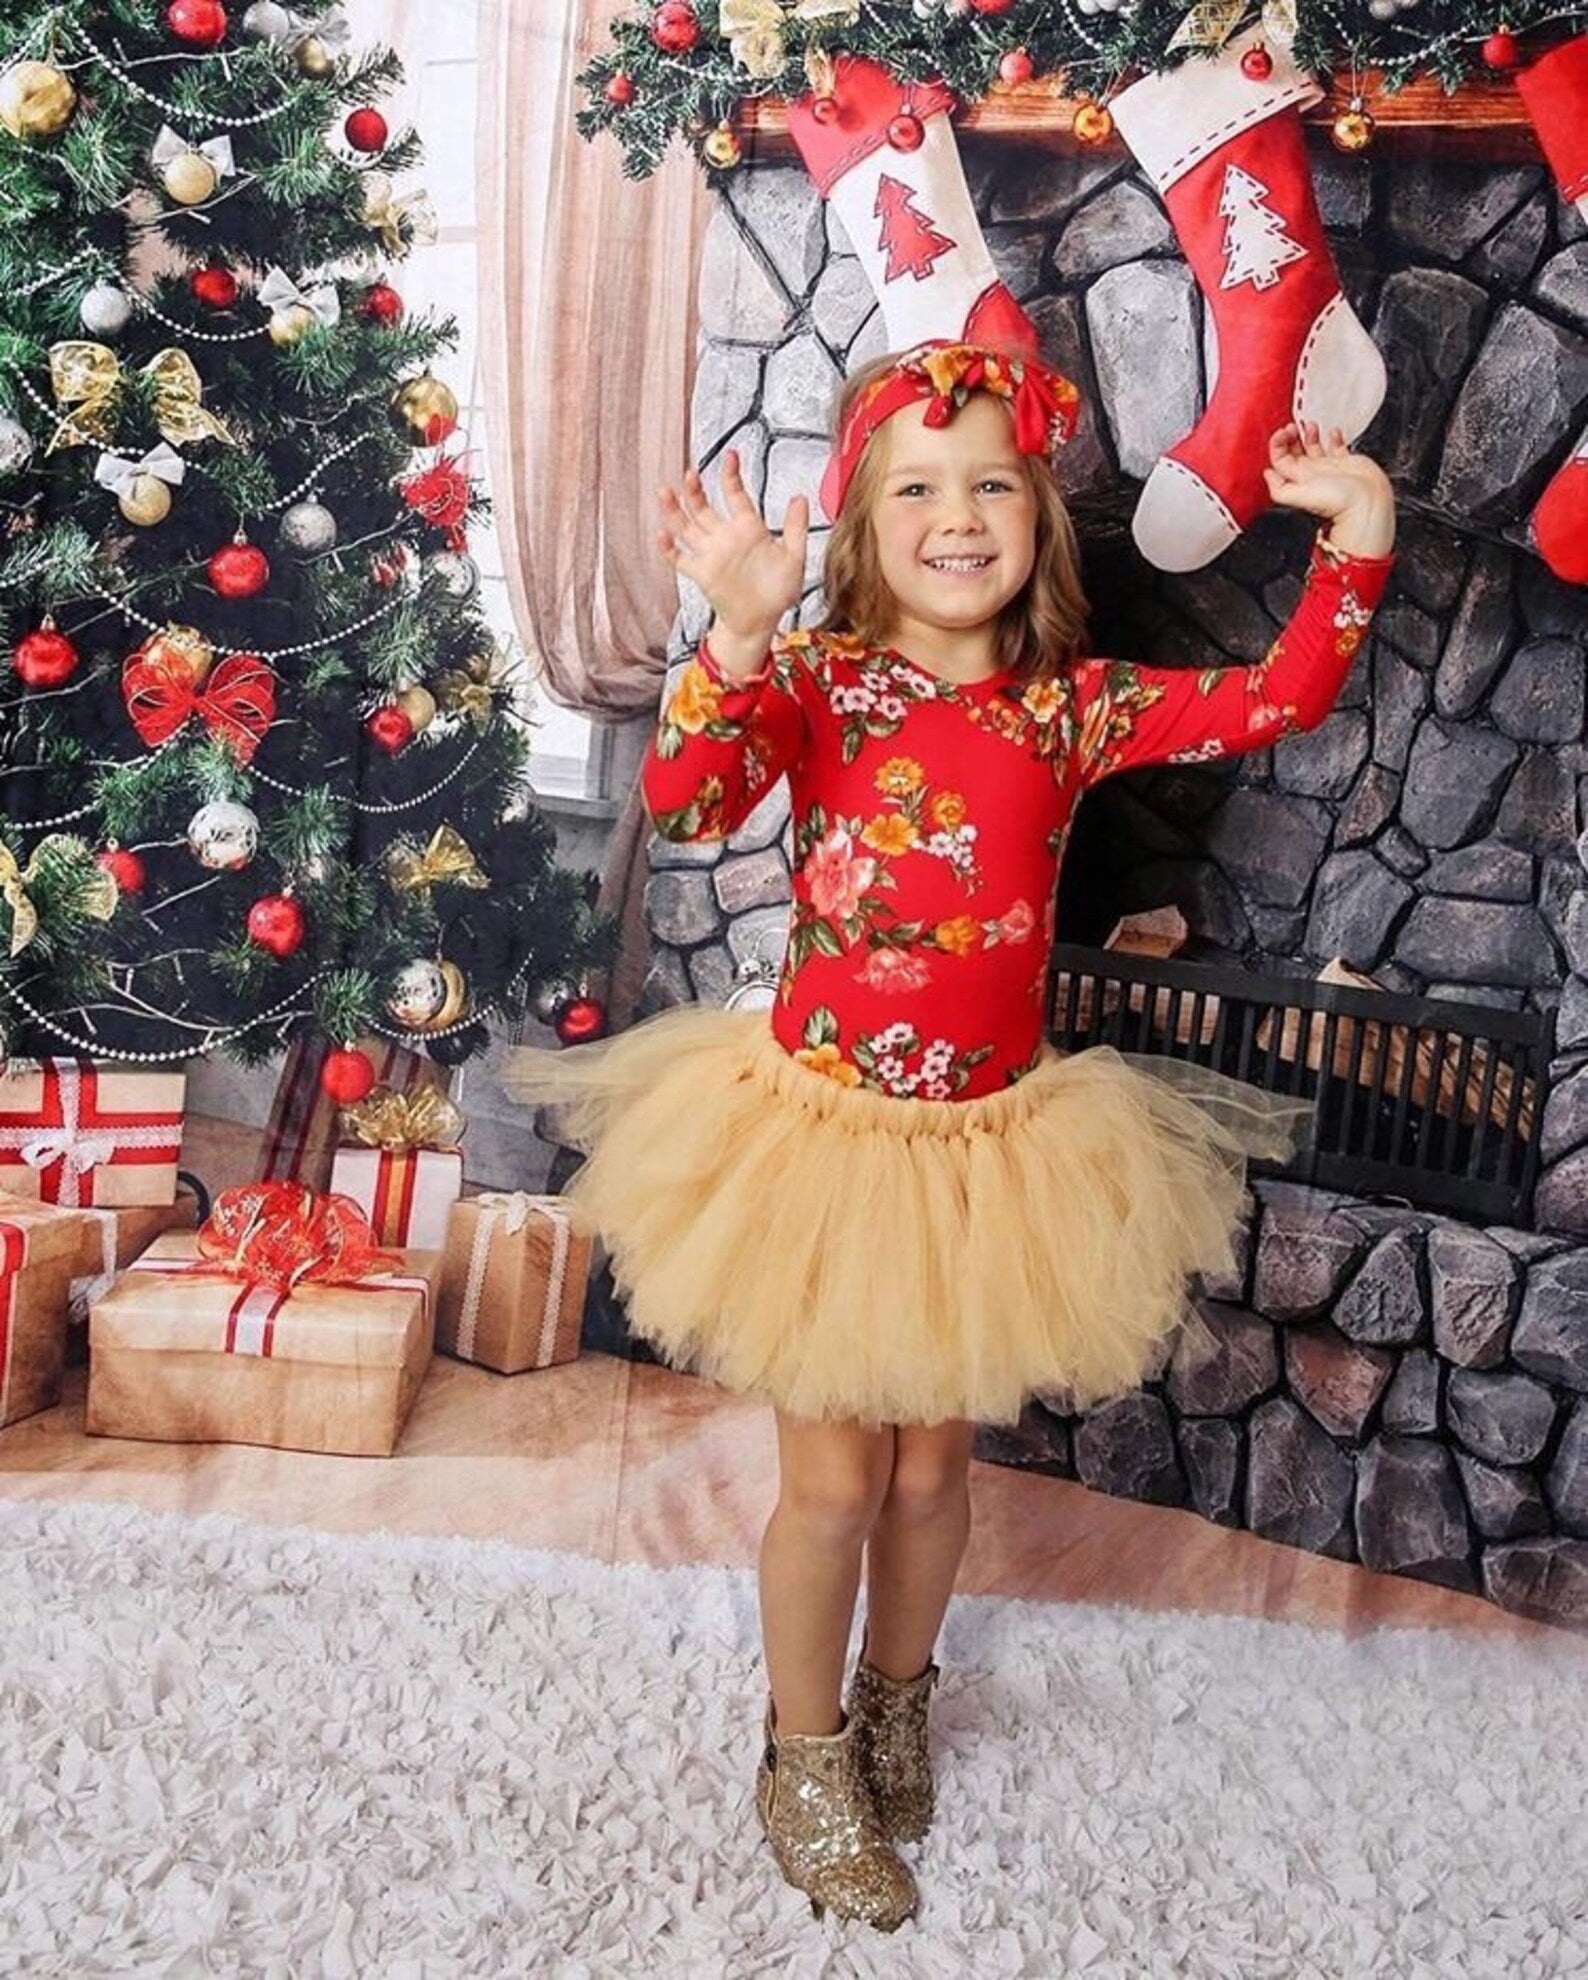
329, 1144, 463, 1250
0, 1060, 185, 1207
66, 1197, 202, 1352
87, 1229, 442, 1456
436, 1193, 590, 1375
1, 1194, 92, 1428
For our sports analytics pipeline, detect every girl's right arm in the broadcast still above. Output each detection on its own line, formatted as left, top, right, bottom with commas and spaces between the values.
641, 449, 813, 844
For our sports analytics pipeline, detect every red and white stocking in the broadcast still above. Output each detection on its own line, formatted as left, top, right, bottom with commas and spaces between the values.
1109, 28, 1387, 572
787, 54, 1038, 389
1518, 35, 1588, 586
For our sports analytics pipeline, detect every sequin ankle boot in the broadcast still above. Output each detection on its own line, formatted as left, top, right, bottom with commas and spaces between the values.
846, 1630, 940, 1843
754, 1697, 919, 1930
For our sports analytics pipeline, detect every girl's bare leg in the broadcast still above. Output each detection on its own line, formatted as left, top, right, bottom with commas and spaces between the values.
862, 1419, 977, 1679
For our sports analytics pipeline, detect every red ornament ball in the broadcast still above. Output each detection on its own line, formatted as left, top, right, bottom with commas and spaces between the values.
649, 1, 700, 55
555, 994, 609, 1046
246, 892, 306, 958
190, 262, 239, 309
166, 0, 227, 47
1240, 44, 1274, 80
887, 112, 925, 152
95, 846, 146, 895
12, 625, 79, 689
359, 281, 404, 326
344, 107, 388, 152
320, 1046, 376, 1104
810, 93, 840, 126
365, 704, 415, 754
998, 48, 1035, 86
1483, 29, 1521, 69
604, 72, 636, 107
967, 0, 1016, 13
208, 540, 270, 599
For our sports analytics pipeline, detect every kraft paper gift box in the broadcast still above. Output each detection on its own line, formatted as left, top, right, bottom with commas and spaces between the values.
435, 1192, 590, 1375
0, 1193, 92, 1429
87, 1229, 442, 1457
65, 1197, 203, 1362
330, 1083, 466, 1249
0, 1059, 185, 1208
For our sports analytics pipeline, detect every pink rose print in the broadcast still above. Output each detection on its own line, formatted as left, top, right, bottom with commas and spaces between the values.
994, 898, 1036, 944
804, 826, 876, 921
857, 948, 934, 994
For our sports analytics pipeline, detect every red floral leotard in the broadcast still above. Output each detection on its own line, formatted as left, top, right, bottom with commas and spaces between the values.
642, 533, 1394, 1102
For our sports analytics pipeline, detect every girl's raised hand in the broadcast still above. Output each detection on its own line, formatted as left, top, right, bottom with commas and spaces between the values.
1263, 420, 1392, 522
657, 449, 810, 646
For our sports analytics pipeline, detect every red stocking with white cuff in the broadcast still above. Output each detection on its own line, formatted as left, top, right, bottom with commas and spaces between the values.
1108, 28, 1387, 572
1518, 35, 1588, 586
787, 56, 1038, 412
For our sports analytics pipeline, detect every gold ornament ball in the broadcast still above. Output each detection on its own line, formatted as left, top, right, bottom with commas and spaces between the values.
119, 474, 172, 527
0, 60, 77, 142
395, 684, 437, 734
418, 958, 470, 1032
163, 152, 219, 205
1071, 101, 1114, 146
295, 34, 335, 77
389, 374, 459, 444
702, 123, 742, 170
145, 622, 215, 688
1331, 105, 1375, 154
267, 303, 319, 347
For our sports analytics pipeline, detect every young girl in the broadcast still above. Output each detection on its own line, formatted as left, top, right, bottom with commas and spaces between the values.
505, 341, 1396, 1932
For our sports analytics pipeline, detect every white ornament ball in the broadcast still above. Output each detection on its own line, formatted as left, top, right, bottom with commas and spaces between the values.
242, 1, 293, 40
187, 800, 259, 871
80, 282, 133, 337
279, 499, 338, 554
532, 977, 577, 1026
386, 958, 449, 1028
424, 551, 480, 602
1367, 0, 1398, 17
0, 413, 32, 476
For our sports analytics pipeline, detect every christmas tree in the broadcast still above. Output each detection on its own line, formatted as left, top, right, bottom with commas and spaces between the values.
1216, 163, 1307, 294
0, 0, 613, 1094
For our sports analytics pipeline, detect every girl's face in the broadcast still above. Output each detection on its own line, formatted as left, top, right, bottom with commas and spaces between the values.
867, 394, 1039, 642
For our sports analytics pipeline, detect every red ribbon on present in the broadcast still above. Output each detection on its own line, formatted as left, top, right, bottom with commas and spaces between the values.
0, 1060, 184, 1206
194, 1182, 403, 1295
122, 649, 277, 763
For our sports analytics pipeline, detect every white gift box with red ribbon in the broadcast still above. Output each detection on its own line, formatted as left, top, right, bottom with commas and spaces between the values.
329, 1145, 463, 1250
0, 1060, 185, 1208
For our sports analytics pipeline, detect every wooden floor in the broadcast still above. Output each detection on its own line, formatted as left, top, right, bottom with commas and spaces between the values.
0, 1114, 1566, 1646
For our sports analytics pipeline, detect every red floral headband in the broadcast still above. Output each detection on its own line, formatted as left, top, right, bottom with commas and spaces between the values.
819, 340, 1082, 521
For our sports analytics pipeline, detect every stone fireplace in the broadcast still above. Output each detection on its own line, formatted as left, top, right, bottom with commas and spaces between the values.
616, 130, 1588, 1629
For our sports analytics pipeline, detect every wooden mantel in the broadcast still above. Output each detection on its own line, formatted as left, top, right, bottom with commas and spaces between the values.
738, 69, 1546, 164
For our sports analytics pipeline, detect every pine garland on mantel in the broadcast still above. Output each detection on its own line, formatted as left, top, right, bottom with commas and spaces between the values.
577, 0, 1588, 178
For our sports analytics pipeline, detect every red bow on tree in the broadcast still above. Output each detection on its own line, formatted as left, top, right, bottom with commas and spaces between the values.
401, 454, 471, 551
196, 1182, 402, 1294
122, 649, 277, 763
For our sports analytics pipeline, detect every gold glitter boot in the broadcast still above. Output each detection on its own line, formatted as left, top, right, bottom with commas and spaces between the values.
754, 1697, 919, 1930
846, 1629, 940, 1843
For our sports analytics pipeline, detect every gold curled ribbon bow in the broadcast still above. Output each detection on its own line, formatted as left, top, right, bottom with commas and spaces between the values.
339, 1082, 466, 1153
361, 170, 439, 256
0, 834, 119, 958
434, 651, 504, 731
47, 342, 234, 454
385, 823, 488, 899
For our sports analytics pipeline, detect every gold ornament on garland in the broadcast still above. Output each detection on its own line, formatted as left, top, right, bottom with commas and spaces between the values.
1071, 97, 1114, 146
395, 684, 437, 733
267, 303, 319, 347
385, 823, 488, 901
94, 442, 187, 527
47, 342, 234, 453
703, 122, 743, 170
151, 126, 236, 207
390, 374, 459, 445
138, 623, 215, 689
418, 959, 470, 1032
0, 835, 118, 957
0, 60, 77, 142
1331, 96, 1375, 152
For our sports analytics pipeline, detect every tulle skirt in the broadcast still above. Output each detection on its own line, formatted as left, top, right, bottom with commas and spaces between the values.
501, 1004, 1313, 1429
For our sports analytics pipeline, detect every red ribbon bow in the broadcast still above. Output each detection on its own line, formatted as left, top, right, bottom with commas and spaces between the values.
195, 1182, 402, 1294
123, 650, 277, 763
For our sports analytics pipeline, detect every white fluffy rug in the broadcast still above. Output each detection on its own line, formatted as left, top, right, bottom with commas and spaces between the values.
3, 1498, 1585, 1979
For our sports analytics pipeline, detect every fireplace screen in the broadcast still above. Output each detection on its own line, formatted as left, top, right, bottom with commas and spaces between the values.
1047, 943, 1554, 1228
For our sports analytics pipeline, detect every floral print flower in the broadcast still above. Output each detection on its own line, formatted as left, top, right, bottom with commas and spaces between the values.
794, 1040, 863, 1085
875, 756, 924, 798
664, 660, 723, 736
803, 825, 876, 921
993, 898, 1036, 944
928, 789, 968, 831
861, 814, 919, 856
934, 914, 981, 958
856, 948, 933, 994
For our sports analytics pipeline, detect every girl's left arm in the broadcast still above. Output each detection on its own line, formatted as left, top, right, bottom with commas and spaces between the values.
1070, 532, 1394, 787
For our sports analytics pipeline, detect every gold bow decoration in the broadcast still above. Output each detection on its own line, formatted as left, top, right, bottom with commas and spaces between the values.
0, 834, 119, 958
361, 171, 439, 256
339, 1081, 466, 1153
1168, 0, 1297, 53
46, 342, 234, 454
719, 0, 860, 79
385, 823, 488, 900
434, 650, 507, 731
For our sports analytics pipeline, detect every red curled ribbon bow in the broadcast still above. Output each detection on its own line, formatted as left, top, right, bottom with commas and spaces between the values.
195, 1182, 402, 1294
820, 339, 1082, 521
122, 649, 277, 763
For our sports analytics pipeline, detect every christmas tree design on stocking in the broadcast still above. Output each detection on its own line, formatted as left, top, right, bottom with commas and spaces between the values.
1109, 28, 1387, 571
1518, 34, 1588, 586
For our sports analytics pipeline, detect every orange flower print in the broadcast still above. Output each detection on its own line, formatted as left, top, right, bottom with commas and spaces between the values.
794, 1040, 863, 1086
803, 825, 877, 921
1020, 679, 1064, 725
665, 660, 723, 736
861, 814, 920, 856
928, 789, 968, 831
857, 948, 933, 994
934, 914, 981, 958
875, 756, 925, 798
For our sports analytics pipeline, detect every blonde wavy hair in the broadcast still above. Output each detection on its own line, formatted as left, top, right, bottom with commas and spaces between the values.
816, 350, 1090, 682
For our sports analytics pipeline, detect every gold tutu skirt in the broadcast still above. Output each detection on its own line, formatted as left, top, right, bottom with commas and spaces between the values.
501, 1004, 1313, 1429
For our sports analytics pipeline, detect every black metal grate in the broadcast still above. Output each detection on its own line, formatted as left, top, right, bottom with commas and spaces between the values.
1046, 942, 1555, 1227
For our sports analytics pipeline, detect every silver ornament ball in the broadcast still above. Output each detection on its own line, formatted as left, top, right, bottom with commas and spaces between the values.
80, 282, 133, 337
279, 499, 338, 555
242, 1, 293, 40
532, 977, 578, 1026
424, 551, 480, 602
386, 958, 449, 1028
187, 799, 259, 871
1367, 0, 1397, 18
0, 413, 32, 476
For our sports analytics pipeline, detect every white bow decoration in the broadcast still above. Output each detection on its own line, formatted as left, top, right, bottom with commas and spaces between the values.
151, 125, 237, 181
21, 1132, 118, 1178
473, 1189, 555, 1236
283, 8, 350, 53
258, 265, 341, 330
93, 442, 187, 499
